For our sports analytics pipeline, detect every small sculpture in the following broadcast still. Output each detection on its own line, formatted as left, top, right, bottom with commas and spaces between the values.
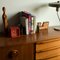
2, 7, 9, 36
37, 22, 49, 30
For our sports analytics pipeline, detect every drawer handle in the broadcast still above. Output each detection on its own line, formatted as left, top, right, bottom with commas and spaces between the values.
7, 50, 19, 59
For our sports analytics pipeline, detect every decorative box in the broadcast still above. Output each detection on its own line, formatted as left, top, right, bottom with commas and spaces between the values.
10, 26, 20, 38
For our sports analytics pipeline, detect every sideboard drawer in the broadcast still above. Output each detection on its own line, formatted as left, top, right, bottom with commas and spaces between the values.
36, 38, 60, 52
48, 56, 60, 60
36, 48, 60, 60
0, 45, 22, 60
0, 44, 34, 60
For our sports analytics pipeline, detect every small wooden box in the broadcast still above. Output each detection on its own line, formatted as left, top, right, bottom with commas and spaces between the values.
37, 22, 49, 30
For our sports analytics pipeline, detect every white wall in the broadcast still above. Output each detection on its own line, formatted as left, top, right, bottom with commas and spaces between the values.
0, 0, 60, 31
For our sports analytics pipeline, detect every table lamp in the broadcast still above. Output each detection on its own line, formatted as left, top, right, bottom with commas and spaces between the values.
49, 1, 60, 31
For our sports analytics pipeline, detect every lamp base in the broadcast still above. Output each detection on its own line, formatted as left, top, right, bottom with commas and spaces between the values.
54, 26, 60, 31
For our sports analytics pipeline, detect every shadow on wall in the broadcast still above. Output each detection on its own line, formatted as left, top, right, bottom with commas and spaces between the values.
8, 13, 19, 26
0, 13, 19, 32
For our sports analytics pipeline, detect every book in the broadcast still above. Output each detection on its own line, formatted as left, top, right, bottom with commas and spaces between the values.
30, 15, 36, 34
32, 16, 36, 34
18, 16, 29, 35
25, 18, 29, 35
18, 11, 36, 35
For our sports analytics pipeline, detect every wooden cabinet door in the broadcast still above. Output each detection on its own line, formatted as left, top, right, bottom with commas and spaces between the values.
0, 43, 34, 60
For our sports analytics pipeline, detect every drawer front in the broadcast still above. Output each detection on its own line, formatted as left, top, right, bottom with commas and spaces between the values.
36, 38, 60, 52
7, 45, 23, 60
0, 45, 22, 60
36, 48, 60, 60
0, 44, 34, 60
48, 56, 60, 60
0, 48, 6, 60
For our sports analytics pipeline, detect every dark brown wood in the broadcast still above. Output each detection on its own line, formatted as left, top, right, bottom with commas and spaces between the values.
0, 27, 60, 60
0, 27, 60, 47
0, 44, 34, 60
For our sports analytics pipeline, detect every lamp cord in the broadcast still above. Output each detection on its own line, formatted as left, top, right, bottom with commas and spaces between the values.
57, 11, 60, 21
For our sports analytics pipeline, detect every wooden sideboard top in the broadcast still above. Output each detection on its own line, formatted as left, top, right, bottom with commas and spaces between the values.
0, 26, 60, 47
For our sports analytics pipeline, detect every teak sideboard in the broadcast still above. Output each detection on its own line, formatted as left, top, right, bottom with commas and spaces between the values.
0, 27, 60, 60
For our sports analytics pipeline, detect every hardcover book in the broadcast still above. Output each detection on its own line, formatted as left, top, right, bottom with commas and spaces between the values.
18, 11, 36, 35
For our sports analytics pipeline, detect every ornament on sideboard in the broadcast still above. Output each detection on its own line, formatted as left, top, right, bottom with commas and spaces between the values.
10, 26, 20, 38
2, 7, 9, 36
36, 21, 49, 32
41, 21, 49, 30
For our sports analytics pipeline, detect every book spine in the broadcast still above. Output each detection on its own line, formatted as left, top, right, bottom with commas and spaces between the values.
19, 17, 26, 35
28, 16, 32, 34
25, 18, 29, 35
30, 16, 34, 34
33, 16, 36, 33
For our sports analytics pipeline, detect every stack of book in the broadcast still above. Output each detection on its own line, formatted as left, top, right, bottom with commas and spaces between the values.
18, 11, 36, 35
